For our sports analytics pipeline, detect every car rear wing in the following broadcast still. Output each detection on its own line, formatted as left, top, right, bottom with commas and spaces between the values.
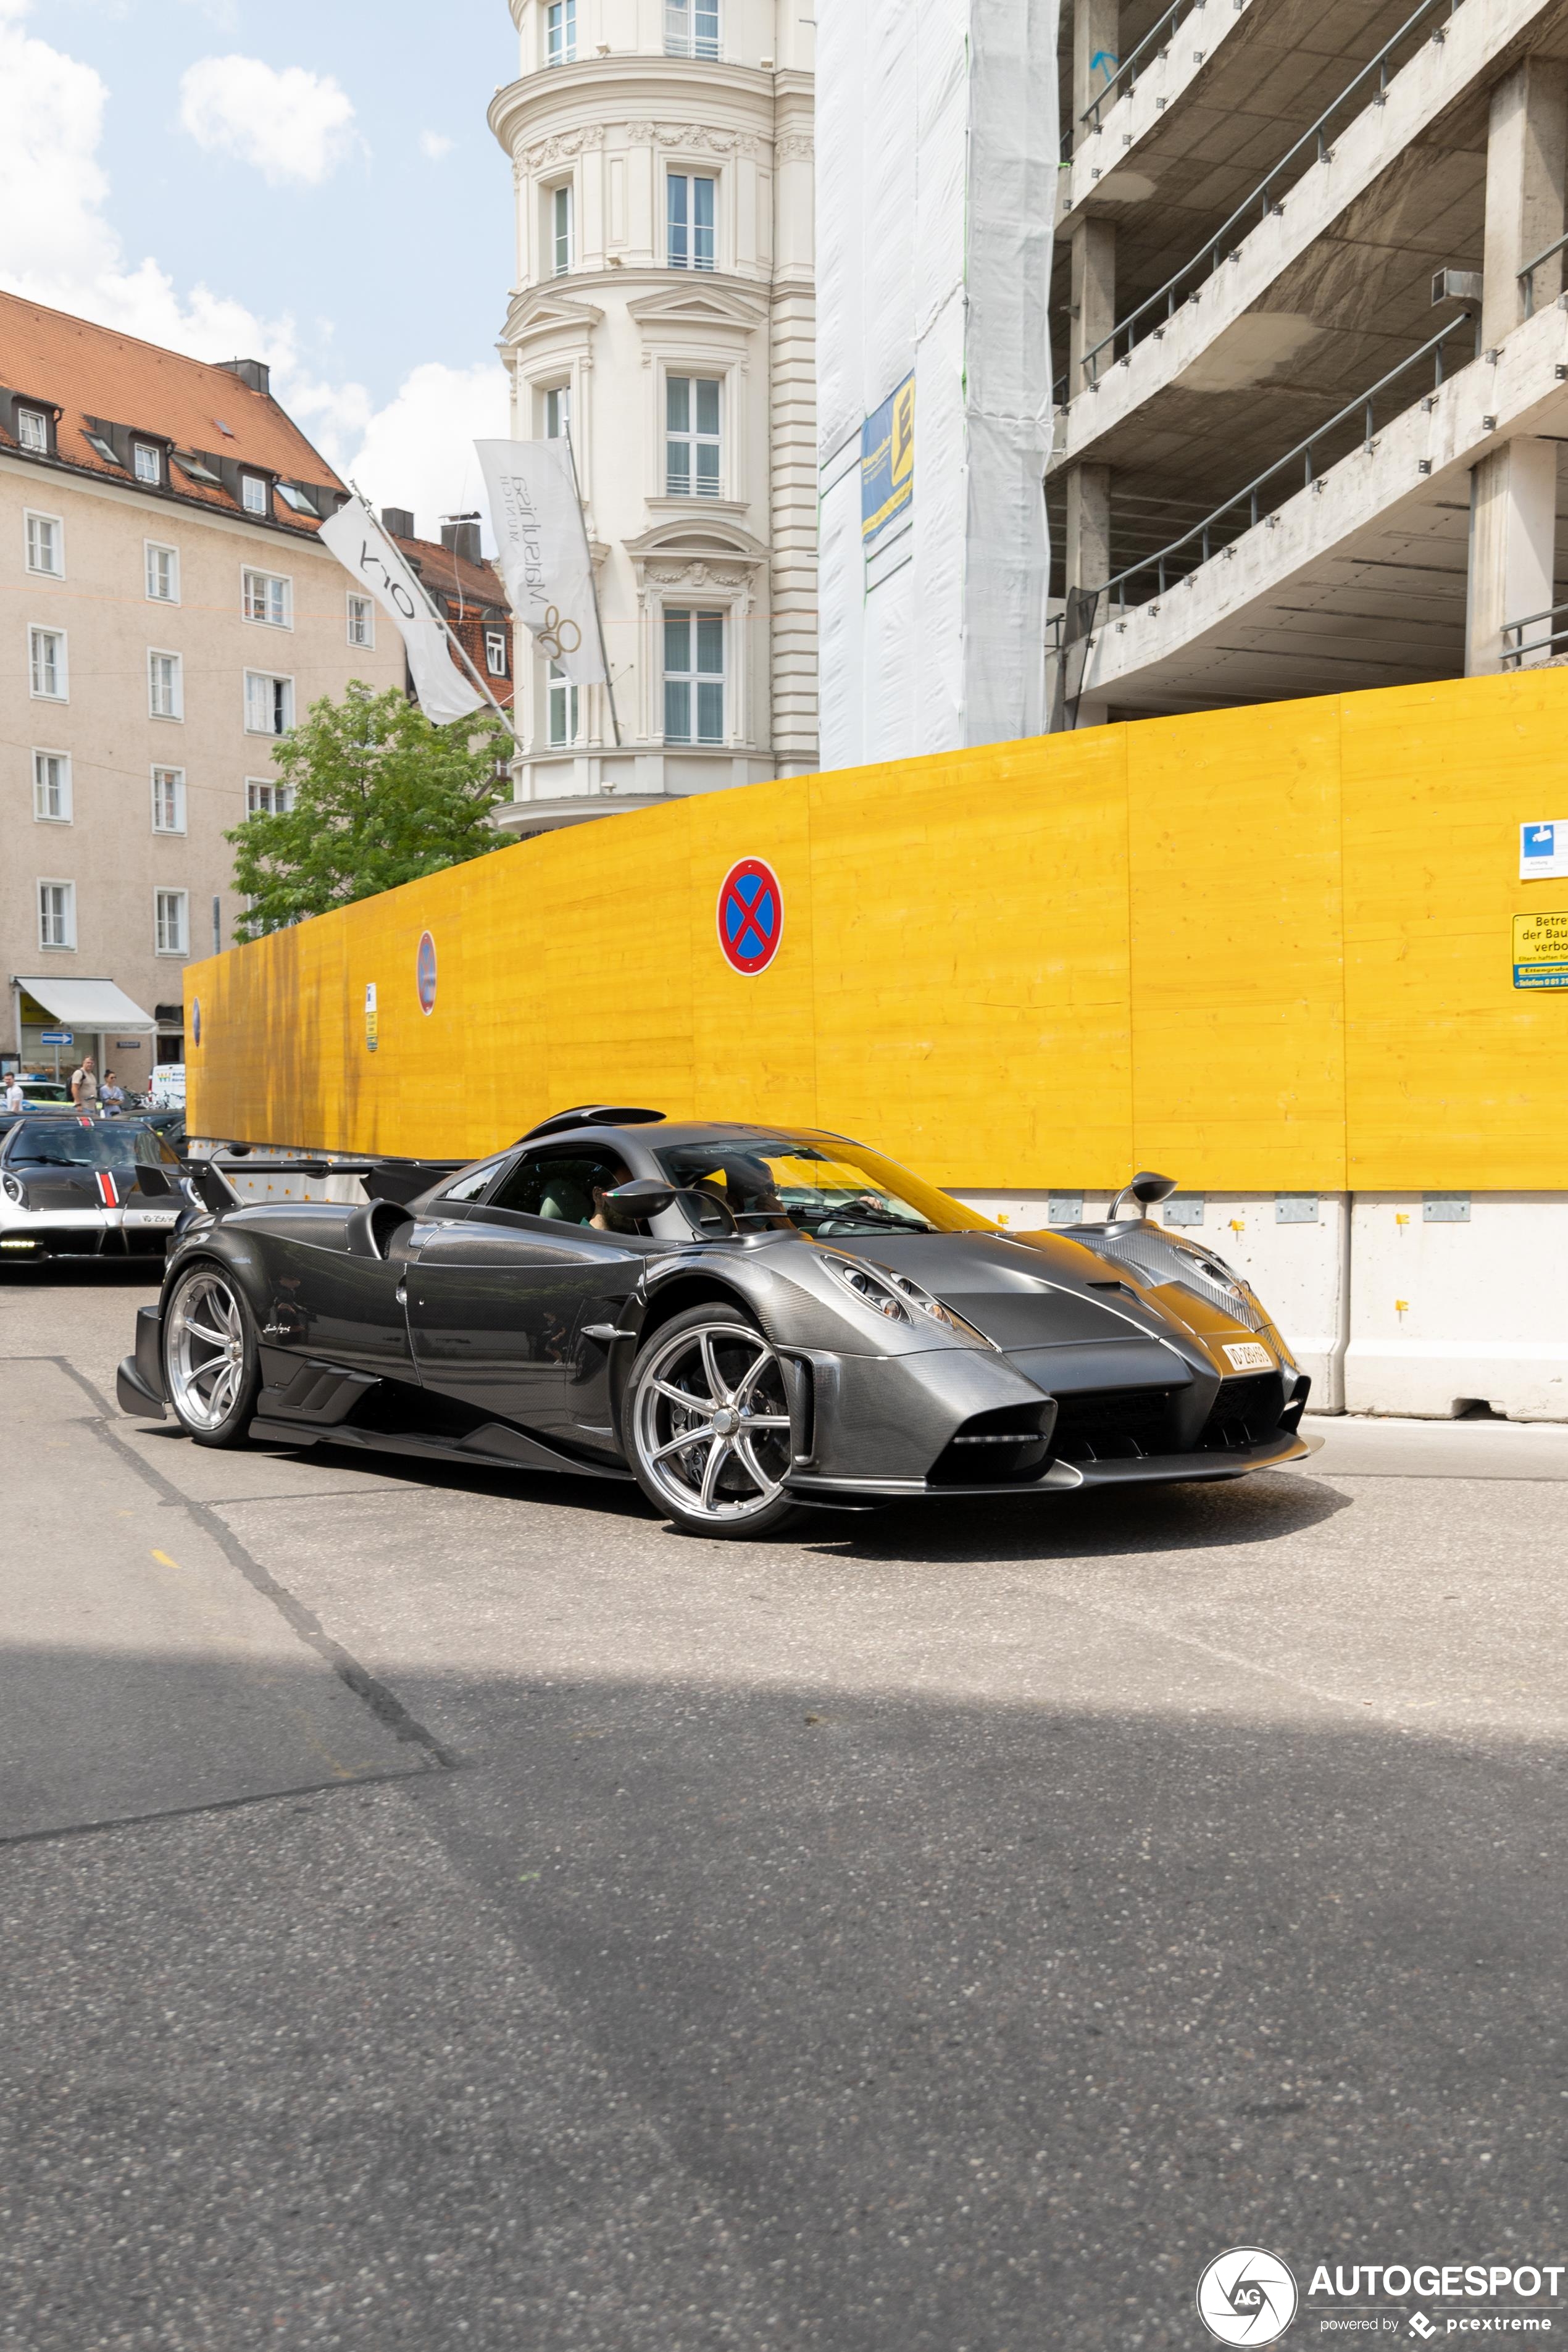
179, 1154, 463, 1216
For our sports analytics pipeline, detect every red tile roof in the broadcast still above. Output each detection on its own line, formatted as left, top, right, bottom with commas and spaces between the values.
0, 288, 341, 536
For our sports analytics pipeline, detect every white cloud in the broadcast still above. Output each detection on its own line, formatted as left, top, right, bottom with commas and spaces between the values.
178, 54, 358, 186
306, 361, 510, 544
419, 130, 453, 162
0, 3, 508, 547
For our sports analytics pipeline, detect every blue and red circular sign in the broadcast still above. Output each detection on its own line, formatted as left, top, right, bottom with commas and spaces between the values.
416, 930, 437, 1015
191, 998, 201, 1047
717, 858, 783, 976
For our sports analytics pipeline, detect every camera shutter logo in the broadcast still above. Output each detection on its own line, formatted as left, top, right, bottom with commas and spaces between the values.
1196, 2249, 1299, 2345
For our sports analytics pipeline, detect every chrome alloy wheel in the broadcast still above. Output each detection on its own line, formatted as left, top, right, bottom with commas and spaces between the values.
166, 1267, 248, 1433
633, 1320, 794, 1526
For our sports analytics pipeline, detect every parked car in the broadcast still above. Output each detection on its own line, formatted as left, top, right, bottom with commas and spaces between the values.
0, 1116, 190, 1264
115, 1106, 1314, 1535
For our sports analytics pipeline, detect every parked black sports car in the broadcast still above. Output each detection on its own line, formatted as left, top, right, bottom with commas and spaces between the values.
115, 1107, 1312, 1535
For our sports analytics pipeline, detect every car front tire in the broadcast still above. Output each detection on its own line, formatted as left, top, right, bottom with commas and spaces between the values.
623, 1303, 807, 1539
162, 1261, 260, 1447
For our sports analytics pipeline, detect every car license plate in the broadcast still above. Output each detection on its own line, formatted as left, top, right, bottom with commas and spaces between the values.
1223, 1341, 1274, 1372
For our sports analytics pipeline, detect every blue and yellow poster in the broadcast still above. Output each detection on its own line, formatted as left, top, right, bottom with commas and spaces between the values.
861, 373, 915, 550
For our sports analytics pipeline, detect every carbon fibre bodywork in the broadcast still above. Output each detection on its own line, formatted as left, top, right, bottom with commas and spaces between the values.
115, 1117, 1314, 1503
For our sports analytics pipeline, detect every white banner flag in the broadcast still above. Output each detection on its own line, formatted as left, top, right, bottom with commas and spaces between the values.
318, 495, 488, 728
475, 439, 606, 686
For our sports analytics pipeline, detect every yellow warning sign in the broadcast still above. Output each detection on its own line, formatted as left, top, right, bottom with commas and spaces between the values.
1513, 908, 1568, 989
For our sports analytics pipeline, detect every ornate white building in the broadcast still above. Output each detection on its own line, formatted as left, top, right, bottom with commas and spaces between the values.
488, 0, 815, 836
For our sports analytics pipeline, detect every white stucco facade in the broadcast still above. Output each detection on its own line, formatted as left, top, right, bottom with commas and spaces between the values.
488, 0, 815, 836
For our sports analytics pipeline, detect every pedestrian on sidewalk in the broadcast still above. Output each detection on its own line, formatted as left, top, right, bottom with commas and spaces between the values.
70, 1055, 98, 1112
101, 1070, 126, 1114
3, 1072, 23, 1113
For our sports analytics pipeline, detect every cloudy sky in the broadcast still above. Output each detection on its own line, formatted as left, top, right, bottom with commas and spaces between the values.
0, 0, 518, 542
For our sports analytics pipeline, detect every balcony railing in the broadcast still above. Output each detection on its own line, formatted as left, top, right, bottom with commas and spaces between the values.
1072, 0, 1465, 391
1072, 0, 1212, 146
1048, 312, 1478, 646
1502, 604, 1568, 668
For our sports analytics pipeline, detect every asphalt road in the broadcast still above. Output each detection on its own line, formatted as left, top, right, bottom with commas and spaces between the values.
5, 1263, 1568, 2351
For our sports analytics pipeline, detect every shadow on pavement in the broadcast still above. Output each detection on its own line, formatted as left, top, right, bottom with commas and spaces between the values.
1, 1649, 1559, 2350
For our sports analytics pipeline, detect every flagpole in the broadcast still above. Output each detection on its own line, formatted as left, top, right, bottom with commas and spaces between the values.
564, 428, 622, 749
347, 485, 522, 750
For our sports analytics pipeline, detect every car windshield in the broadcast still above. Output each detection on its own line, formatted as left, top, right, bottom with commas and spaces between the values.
9, 1120, 180, 1169
652, 1135, 996, 1236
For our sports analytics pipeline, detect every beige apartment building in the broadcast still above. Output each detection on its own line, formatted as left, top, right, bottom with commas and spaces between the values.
0, 293, 406, 1086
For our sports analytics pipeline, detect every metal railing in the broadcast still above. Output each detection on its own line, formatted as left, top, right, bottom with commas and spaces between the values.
1074, 0, 1464, 391
1075, 0, 1211, 141
1048, 312, 1477, 644
1502, 603, 1568, 668
1520, 228, 1568, 317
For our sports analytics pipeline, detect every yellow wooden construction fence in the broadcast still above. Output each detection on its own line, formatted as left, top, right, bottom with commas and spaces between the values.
186, 669, 1568, 1192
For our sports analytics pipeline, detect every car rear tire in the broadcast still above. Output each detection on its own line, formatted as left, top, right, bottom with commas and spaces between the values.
623, 1304, 807, 1538
163, 1261, 260, 1446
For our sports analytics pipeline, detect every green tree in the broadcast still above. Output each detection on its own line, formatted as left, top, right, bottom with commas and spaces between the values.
227, 683, 514, 941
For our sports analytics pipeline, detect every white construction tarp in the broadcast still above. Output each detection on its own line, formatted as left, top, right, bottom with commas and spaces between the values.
817, 0, 1058, 765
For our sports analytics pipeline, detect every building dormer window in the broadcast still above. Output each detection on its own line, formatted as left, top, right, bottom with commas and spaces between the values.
546, 0, 575, 64
665, 0, 720, 58
240, 473, 269, 516
133, 441, 162, 486
15, 407, 48, 453
485, 628, 508, 677
83, 431, 125, 469
667, 173, 715, 270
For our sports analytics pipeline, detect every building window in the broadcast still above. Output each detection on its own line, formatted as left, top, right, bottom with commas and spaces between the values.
242, 568, 293, 627
133, 441, 162, 486
666, 376, 722, 496
548, 662, 579, 747
15, 406, 49, 454
146, 543, 180, 602
28, 626, 66, 701
151, 767, 186, 834
665, 0, 720, 57
25, 511, 63, 576
246, 778, 296, 815
148, 651, 183, 721
667, 173, 716, 270
546, 0, 575, 63
485, 628, 509, 677
544, 383, 572, 440
244, 671, 294, 735
33, 751, 71, 824
347, 592, 375, 648
240, 474, 269, 516
38, 880, 75, 951
155, 889, 189, 957
551, 183, 573, 276
663, 607, 725, 743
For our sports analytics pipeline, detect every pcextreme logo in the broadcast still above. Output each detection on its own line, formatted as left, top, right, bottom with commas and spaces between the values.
1198, 2250, 1301, 2344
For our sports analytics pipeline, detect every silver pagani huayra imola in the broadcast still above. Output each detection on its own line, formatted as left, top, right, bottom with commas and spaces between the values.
116, 1107, 1316, 1538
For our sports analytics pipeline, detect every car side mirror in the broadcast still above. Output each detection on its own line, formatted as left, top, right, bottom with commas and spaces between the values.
1106, 1169, 1179, 1222
605, 1178, 739, 1235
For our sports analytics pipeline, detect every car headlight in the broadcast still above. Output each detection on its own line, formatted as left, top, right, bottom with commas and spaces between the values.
824, 1256, 954, 1327
1, 1174, 22, 1205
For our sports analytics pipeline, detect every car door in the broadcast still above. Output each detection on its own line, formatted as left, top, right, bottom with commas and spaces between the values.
406, 1143, 653, 1441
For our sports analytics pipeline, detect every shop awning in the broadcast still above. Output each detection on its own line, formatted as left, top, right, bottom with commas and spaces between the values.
14, 976, 159, 1033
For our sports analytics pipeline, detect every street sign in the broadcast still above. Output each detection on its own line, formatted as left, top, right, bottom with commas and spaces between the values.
1512, 907, 1568, 988
717, 858, 783, 975
1520, 821, 1568, 881
38, 1030, 72, 1046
